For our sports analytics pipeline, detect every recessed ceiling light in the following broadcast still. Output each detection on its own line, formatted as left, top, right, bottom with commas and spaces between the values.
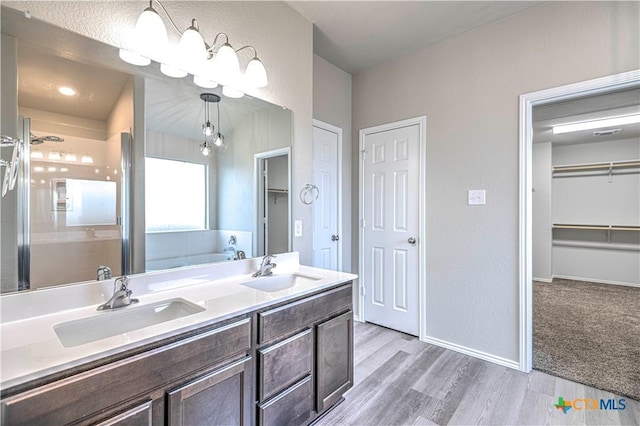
553, 114, 640, 134
58, 86, 76, 96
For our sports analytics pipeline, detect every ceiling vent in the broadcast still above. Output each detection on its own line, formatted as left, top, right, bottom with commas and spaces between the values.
593, 129, 621, 137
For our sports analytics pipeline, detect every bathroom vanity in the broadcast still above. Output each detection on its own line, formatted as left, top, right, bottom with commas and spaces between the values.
0, 253, 356, 425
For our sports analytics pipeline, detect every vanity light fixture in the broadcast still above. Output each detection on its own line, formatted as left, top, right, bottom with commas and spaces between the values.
65, 152, 77, 162
119, 0, 268, 94
48, 151, 61, 161
553, 113, 640, 134
81, 155, 94, 164
30, 149, 44, 159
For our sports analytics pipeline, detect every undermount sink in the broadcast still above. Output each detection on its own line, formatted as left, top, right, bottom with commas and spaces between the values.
240, 273, 322, 293
54, 298, 205, 348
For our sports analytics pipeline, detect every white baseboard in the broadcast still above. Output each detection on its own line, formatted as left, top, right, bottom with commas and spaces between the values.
354, 314, 364, 323
533, 277, 553, 283
421, 335, 520, 371
553, 274, 640, 288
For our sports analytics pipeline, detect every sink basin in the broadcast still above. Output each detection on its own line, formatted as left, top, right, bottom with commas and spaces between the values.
240, 273, 322, 293
54, 298, 205, 348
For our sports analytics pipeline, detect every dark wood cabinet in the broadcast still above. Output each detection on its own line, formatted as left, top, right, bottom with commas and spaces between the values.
1, 282, 354, 426
167, 356, 252, 426
316, 310, 353, 412
94, 400, 154, 426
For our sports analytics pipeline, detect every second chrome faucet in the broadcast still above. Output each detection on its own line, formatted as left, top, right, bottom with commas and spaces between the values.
253, 255, 277, 277
97, 276, 139, 311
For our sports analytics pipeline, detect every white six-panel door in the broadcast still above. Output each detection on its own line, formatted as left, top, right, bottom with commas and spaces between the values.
362, 123, 420, 336
312, 123, 340, 270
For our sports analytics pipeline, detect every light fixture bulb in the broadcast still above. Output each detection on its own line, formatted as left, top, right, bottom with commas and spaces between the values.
134, 6, 168, 62
222, 85, 244, 99
30, 150, 44, 159
178, 20, 207, 74
213, 133, 225, 147
200, 142, 211, 156
553, 113, 640, 134
58, 86, 76, 96
119, 48, 151, 66
202, 121, 214, 136
65, 152, 77, 162
48, 151, 61, 161
81, 155, 94, 164
246, 57, 268, 88
214, 43, 240, 85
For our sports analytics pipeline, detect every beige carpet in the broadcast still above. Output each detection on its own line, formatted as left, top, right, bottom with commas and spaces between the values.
533, 279, 640, 401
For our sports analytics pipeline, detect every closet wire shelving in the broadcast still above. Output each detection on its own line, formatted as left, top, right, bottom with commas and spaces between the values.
551, 158, 640, 245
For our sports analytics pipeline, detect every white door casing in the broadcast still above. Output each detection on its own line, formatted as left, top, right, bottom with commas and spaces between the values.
312, 120, 342, 270
360, 117, 426, 337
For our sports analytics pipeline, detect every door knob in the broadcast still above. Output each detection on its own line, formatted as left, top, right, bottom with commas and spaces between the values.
408, 237, 416, 245
331, 234, 340, 241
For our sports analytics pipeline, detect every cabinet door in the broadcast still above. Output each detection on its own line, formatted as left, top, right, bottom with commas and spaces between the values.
94, 400, 154, 426
167, 357, 252, 426
316, 311, 353, 413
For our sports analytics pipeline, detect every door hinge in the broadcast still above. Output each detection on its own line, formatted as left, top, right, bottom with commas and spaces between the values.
360, 218, 365, 228
360, 285, 366, 297
361, 149, 366, 160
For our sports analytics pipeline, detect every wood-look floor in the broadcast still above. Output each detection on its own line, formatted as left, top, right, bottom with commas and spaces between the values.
315, 322, 640, 426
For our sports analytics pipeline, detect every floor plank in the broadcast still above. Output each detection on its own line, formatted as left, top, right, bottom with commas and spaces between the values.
315, 322, 639, 426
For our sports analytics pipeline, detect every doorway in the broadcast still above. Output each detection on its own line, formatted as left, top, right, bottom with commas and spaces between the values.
359, 116, 426, 337
518, 69, 640, 372
255, 148, 291, 257
312, 119, 342, 271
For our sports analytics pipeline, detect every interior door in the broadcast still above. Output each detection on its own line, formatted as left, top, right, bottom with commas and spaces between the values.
312, 125, 339, 270
362, 123, 420, 336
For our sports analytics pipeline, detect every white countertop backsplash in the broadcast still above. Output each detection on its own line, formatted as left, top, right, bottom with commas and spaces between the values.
0, 252, 357, 390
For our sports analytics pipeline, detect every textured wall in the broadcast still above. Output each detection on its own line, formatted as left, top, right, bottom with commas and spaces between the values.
312, 54, 353, 274
352, 1, 639, 362
4, 1, 314, 262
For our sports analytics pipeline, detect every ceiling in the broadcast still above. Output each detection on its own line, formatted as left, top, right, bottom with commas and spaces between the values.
533, 88, 640, 146
287, 1, 544, 74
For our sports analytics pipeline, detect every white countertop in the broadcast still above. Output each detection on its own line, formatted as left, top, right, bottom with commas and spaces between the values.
0, 253, 357, 391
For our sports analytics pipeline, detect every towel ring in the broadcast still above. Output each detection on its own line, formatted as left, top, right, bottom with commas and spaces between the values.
299, 184, 319, 205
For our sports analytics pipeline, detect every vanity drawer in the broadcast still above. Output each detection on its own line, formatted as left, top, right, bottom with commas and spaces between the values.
258, 375, 312, 426
258, 284, 352, 343
258, 328, 312, 401
1, 318, 251, 426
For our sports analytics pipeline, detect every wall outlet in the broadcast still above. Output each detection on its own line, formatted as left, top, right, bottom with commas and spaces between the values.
294, 220, 303, 237
468, 190, 486, 205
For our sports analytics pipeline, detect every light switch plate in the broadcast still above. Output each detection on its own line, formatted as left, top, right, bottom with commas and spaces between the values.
294, 220, 303, 237
468, 190, 486, 205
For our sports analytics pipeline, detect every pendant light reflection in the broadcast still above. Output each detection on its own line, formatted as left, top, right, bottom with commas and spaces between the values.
199, 92, 225, 156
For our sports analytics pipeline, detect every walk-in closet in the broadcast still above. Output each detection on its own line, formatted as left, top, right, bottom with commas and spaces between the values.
531, 87, 640, 401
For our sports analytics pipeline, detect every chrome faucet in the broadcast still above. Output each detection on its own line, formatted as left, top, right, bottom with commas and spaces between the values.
97, 276, 139, 311
253, 255, 277, 277
97, 265, 112, 281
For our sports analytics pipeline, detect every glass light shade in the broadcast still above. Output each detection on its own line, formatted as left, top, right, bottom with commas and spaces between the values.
222, 85, 244, 99
214, 43, 239, 85
194, 75, 219, 89
134, 7, 168, 62
213, 133, 225, 147
200, 142, 211, 156
161, 61, 188, 78
30, 150, 44, 159
178, 25, 207, 74
202, 122, 215, 136
65, 153, 77, 162
48, 151, 61, 161
81, 155, 94, 164
119, 48, 151, 66
246, 58, 268, 88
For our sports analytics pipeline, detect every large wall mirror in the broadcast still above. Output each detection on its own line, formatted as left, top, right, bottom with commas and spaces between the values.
0, 6, 292, 294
